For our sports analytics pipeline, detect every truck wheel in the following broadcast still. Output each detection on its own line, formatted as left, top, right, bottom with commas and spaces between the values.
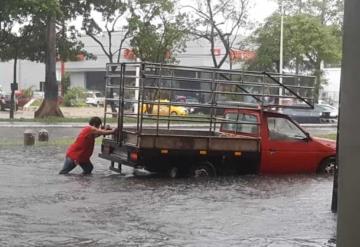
189, 162, 216, 178
170, 111, 177, 116
317, 157, 336, 174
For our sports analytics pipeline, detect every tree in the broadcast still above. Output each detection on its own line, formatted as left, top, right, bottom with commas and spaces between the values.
82, 0, 133, 64
276, 0, 344, 26
36, 0, 94, 118
0, 0, 91, 118
81, 0, 135, 114
129, 0, 187, 63
182, 0, 250, 68
247, 13, 342, 100
127, 0, 188, 113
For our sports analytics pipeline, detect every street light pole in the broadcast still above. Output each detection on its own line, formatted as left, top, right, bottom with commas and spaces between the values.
279, 1, 284, 104
279, 1, 284, 76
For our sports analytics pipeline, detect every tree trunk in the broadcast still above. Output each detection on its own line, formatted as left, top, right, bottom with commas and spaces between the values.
10, 51, 18, 119
35, 16, 63, 118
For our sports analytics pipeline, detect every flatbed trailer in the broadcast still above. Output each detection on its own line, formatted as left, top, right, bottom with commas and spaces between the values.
100, 127, 260, 176
99, 62, 335, 177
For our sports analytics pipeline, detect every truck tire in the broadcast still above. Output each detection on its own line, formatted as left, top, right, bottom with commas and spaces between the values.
189, 162, 216, 178
317, 157, 336, 174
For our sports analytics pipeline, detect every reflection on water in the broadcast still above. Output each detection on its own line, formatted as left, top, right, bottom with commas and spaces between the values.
0, 145, 336, 247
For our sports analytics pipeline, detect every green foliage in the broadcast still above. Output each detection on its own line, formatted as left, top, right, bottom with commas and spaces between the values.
31, 98, 43, 107
275, 0, 344, 26
0, 0, 92, 63
130, 3, 188, 63
247, 14, 341, 72
63, 87, 86, 107
247, 13, 342, 101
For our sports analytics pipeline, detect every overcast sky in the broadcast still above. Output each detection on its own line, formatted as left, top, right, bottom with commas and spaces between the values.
75, 0, 278, 31
248, 0, 278, 22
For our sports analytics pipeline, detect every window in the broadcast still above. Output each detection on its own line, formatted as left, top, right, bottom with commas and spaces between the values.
223, 112, 258, 134
267, 117, 307, 140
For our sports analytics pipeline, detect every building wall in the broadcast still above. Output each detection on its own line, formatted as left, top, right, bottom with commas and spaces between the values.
69, 72, 86, 88
0, 60, 45, 92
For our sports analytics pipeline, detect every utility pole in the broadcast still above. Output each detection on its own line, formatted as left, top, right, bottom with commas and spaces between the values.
337, 0, 360, 246
279, 1, 284, 105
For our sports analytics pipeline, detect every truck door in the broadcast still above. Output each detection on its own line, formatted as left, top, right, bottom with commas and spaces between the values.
260, 114, 319, 173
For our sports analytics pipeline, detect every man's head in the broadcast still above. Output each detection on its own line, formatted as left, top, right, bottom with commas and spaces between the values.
89, 116, 102, 128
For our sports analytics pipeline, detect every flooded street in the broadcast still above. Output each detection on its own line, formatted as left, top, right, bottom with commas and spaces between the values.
0, 127, 336, 246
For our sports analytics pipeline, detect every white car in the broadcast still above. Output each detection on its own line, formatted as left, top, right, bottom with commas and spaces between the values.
86, 91, 105, 106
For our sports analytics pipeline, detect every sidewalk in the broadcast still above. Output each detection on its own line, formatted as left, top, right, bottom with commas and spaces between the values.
0, 106, 104, 119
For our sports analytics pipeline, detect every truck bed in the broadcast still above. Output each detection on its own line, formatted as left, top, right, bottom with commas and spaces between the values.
122, 128, 259, 152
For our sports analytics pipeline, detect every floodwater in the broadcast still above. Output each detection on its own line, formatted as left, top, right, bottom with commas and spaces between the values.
0, 127, 336, 246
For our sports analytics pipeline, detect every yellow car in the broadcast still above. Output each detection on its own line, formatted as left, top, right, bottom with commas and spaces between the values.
142, 99, 188, 116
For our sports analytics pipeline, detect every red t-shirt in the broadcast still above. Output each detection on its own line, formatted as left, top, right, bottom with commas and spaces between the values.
66, 126, 95, 163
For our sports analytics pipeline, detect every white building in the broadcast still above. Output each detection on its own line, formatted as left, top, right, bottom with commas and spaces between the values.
0, 35, 239, 92
0, 60, 45, 92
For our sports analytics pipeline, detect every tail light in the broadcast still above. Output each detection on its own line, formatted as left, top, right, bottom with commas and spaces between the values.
130, 151, 138, 161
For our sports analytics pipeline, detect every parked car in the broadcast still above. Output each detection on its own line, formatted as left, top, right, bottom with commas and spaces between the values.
174, 95, 201, 113
316, 104, 338, 118
86, 91, 105, 106
281, 104, 337, 123
142, 99, 188, 116
0, 92, 18, 111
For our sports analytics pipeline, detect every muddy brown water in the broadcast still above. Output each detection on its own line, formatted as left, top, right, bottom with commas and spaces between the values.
0, 127, 336, 246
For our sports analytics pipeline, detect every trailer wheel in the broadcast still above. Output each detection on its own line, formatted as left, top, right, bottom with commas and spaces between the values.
317, 157, 336, 174
189, 162, 216, 178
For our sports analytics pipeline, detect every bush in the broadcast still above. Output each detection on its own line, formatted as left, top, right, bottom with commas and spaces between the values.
31, 99, 43, 107
22, 86, 34, 98
63, 87, 87, 107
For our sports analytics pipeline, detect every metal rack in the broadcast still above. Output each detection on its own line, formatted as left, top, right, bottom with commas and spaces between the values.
103, 62, 315, 144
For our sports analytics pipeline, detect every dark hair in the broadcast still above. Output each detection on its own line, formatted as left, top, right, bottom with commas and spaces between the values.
89, 116, 102, 128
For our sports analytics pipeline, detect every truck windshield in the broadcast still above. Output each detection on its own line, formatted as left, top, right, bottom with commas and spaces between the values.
267, 117, 307, 140
222, 112, 258, 134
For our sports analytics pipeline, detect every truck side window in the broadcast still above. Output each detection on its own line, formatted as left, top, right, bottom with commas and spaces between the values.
223, 112, 258, 134
267, 117, 307, 140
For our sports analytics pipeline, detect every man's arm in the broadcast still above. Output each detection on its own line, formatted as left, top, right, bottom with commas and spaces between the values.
90, 126, 117, 137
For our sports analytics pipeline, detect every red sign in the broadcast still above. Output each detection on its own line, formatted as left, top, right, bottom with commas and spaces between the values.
229, 49, 256, 61
123, 48, 136, 60
212, 48, 221, 56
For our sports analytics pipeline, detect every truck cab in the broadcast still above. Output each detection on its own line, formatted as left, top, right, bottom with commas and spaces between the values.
222, 109, 336, 174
